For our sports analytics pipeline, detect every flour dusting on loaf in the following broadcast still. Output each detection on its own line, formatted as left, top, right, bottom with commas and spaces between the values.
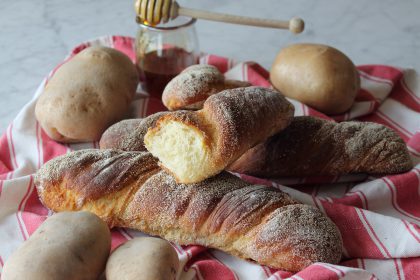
36, 149, 104, 185
162, 64, 251, 110
99, 112, 169, 151
255, 204, 342, 268
165, 64, 224, 100
34, 149, 343, 272
229, 116, 413, 177
35, 149, 159, 208
204, 86, 294, 160
146, 86, 294, 183
162, 65, 225, 110
99, 119, 142, 150
340, 121, 411, 172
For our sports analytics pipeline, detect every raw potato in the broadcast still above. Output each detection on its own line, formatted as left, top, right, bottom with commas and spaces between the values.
106, 237, 179, 280
35, 46, 139, 143
2, 211, 111, 280
270, 43, 360, 115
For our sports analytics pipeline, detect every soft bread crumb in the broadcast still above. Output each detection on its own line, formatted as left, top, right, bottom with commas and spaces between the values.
145, 120, 211, 183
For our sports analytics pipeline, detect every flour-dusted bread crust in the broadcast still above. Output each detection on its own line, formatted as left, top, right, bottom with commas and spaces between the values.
162, 64, 251, 110
35, 46, 139, 143
229, 116, 413, 177
99, 112, 169, 151
145, 86, 294, 183
34, 149, 343, 272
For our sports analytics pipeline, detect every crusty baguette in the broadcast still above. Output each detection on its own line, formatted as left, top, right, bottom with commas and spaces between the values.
229, 116, 413, 177
162, 64, 251, 110
34, 149, 343, 272
99, 115, 412, 177
144, 86, 294, 183
99, 112, 169, 151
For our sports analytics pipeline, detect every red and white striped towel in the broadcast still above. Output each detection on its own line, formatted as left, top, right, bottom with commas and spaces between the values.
0, 36, 419, 280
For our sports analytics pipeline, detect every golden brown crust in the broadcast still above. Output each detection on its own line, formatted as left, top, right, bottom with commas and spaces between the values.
162, 64, 251, 111
202, 87, 294, 167
34, 150, 159, 226
35, 149, 343, 272
145, 86, 295, 183
229, 116, 413, 177
99, 112, 169, 151
99, 119, 143, 150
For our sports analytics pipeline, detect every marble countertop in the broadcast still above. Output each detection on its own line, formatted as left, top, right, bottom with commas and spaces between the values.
1, 0, 419, 133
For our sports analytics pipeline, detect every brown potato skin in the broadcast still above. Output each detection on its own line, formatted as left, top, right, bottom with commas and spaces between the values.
106, 237, 179, 280
2, 211, 111, 280
35, 46, 139, 143
270, 43, 360, 115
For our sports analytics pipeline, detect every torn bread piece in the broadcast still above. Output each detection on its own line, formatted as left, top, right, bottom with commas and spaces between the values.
145, 86, 294, 183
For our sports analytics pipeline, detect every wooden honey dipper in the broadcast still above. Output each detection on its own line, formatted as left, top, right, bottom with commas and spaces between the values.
134, 0, 305, 34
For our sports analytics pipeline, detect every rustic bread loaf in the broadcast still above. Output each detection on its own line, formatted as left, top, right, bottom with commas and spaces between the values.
101, 115, 412, 178
145, 86, 294, 183
99, 112, 169, 151
229, 116, 413, 177
162, 64, 251, 110
34, 149, 343, 272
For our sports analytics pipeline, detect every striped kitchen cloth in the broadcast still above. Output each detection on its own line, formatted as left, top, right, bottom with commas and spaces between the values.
0, 36, 419, 280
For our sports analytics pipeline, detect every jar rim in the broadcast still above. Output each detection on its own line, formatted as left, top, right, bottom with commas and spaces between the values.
136, 16, 197, 31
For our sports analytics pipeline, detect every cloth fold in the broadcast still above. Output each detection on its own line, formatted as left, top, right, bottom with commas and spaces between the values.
0, 36, 418, 280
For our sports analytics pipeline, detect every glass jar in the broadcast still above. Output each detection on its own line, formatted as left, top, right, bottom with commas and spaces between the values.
135, 16, 199, 98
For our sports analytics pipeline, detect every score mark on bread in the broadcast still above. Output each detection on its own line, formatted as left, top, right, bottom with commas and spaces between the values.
34, 149, 343, 272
